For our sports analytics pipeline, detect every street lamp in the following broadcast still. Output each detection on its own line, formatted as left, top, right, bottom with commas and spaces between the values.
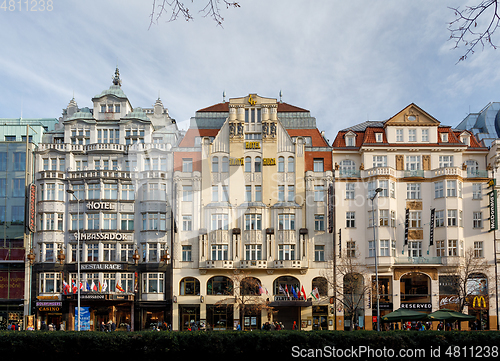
66, 188, 81, 331
370, 187, 383, 332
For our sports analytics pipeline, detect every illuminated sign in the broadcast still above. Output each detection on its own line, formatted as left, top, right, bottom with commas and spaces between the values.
80, 263, 126, 271
472, 296, 487, 308
400, 303, 432, 309
245, 142, 261, 149
248, 94, 256, 105
27, 183, 36, 232
86, 202, 115, 210
489, 190, 497, 231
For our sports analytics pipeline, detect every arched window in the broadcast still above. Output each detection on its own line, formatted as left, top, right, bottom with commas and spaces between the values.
240, 277, 263, 296
212, 157, 219, 173
255, 157, 262, 172
312, 277, 328, 297
207, 276, 233, 295
180, 277, 200, 295
339, 159, 356, 176
273, 276, 300, 296
245, 157, 252, 172
288, 156, 294, 173
222, 156, 229, 173
278, 156, 285, 173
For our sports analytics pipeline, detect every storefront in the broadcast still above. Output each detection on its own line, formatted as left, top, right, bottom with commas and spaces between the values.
179, 305, 200, 330
312, 306, 328, 330
207, 304, 233, 330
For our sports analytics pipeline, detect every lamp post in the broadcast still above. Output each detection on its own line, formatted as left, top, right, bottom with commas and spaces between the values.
370, 187, 383, 332
66, 189, 81, 331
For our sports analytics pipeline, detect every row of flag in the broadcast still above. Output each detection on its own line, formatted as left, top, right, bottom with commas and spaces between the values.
264, 284, 320, 301
62, 280, 126, 294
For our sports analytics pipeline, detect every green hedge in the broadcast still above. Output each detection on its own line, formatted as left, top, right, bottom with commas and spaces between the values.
1, 330, 499, 359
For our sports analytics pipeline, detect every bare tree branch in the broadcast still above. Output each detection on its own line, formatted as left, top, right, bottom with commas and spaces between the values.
149, 0, 240, 29
449, 0, 500, 62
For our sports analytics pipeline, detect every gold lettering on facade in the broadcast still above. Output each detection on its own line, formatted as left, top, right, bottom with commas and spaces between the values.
245, 142, 261, 149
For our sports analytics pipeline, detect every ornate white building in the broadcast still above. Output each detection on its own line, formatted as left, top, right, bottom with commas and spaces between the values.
332, 103, 497, 330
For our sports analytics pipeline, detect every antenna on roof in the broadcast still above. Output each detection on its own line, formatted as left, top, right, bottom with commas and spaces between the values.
223, 90, 226, 103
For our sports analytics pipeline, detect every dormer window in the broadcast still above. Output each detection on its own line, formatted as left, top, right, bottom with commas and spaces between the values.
345, 131, 356, 147
375, 133, 383, 142
460, 132, 470, 146
441, 133, 448, 142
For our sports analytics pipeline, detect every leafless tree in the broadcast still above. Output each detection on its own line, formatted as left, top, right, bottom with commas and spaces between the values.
441, 247, 492, 313
322, 248, 372, 331
149, 0, 240, 29
449, 0, 500, 62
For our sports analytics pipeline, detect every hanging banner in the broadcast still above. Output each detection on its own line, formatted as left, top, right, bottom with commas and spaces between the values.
429, 208, 435, 246
404, 208, 409, 245
75, 307, 90, 331
489, 189, 498, 232
328, 184, 334, 233
338, 228, 341, 257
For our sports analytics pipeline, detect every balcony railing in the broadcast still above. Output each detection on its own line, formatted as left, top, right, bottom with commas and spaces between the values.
403, 170, 424, 178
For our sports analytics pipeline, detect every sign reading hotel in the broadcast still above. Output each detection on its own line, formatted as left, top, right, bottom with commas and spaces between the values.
87, 201, 115, 210
74, 232, 131, 241
245, 142, 261, 149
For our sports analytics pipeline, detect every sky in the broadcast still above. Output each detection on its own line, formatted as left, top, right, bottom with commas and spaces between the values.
1, 0, 499, 143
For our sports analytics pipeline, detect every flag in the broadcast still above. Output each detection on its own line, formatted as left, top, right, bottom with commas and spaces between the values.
291, 286, 299, 299
72, 281, 77, 294
285, 285, 290, 298
116, 283, 125, 292
99, 282, 102, 293
91, 281, 97, 292
102, 280, 108, 293
301, 285, 307, 300
86, 281, 91, 291
258, 283, 265, 295
310, 287, 320, 300
279, 284, 286, 296
63, 281, 69, 295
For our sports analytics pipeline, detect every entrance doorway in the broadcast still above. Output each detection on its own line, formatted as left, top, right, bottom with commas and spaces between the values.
273, 307, 300, 330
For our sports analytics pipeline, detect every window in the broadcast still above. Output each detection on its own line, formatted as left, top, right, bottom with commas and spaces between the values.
447, 209, 458, 227
396, 129, 404, 142
472, 183, 482, 199
315, 214, 325, 231
474, 241, 484, 258
103, 183, 118, 199
143, 273, 164, 293
314, 185, 324, 202
182, 245, 192, 262
380, 240, 390, 256
435, 210, 444, 227
211, 214, 228, 230
436, 240, 445, 257
211, 245, 228, 260
408, 241, 422, 258
448, 240, 458, 256
121, 214, 134, 230
120, 244, 134, 262
245, 157, 252, 172
373, 155, 387, 168
278, 214, 295, 230
278, 244, 295, 260
246, 185, 253, 202
346, 241, 356, 258
434, 181, 444, 198
87, 243, 99, 261
446, 180, 457, 197
182, 158, 193, 172
255, 185, 262, 202
13, 152, 25, 171
466, 160, 479, 176
88, 183, 100, 199
121, 184, 135, 200
103, 244, 116, 261
406, 183, 421, 199
439, 155, 453, 168
87, 213, 99, 230
245, 214, 262, 230
473, 212, 482, 228
379, 209, 389, 226
255, 157, 262, 172
345, 183, 355, 199
277, 156, 285, 173
421, 129, 429, 142
368, 241, 375, 257
313, 159, 324, 172
375, 133, 383, 142
441, 133, 448, 142
409, 211, 421, 228
346, 212, 355, 228
288, 157, 294, 172
180, 277, 200, 295
222, 157, 229, 172
390, 211, 396, 227
102, 213, 117, 230
212, 185, 219, 202
39, 273, 61, 293
346, 134, 355, 147
315, 245, 325, 261
42, 243, 55, 262
405, 155, 421, 170
378, 180, 389, 197
183, 185, 193, 202
339, 160, 356, 176
245, 245, 262, 260
142, 212, 167, 231
182, 215, 192, 231
408, 129, 416, 142
212, 157, 219, 173
71, 213, 84, 230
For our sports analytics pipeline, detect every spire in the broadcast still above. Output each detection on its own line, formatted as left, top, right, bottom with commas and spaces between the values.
279, 90, 283, 103
112, 67, 122, 86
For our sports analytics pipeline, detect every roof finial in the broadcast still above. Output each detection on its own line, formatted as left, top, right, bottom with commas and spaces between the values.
223, 90, 226, 103
279, 90, 283, 103
112, 67, 122, 86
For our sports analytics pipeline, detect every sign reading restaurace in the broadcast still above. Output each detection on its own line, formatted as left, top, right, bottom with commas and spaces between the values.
80, 263, 127, 271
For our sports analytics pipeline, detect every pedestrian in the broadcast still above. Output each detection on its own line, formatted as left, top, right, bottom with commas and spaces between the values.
100, 321, 106, 332
292, 321, 297, 330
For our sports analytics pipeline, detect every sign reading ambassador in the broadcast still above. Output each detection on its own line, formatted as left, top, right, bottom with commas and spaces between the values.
74, 232, 131, 241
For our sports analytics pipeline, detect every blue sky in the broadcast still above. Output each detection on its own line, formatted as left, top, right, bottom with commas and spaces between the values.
1, 0, 499, 142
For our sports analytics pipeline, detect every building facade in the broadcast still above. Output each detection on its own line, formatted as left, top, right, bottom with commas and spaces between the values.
172, 94, 334, 331
31, 70, 181, 330
0, 118, 57, 330
332, 103, 497, 330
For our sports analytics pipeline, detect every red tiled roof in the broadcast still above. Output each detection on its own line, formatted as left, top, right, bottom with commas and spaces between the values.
286, 129, 329, 147
178, 128, 220, 147
196, 102, 309, 113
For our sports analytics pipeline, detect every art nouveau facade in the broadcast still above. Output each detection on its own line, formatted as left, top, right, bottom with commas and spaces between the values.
172, 94, 334, 331
31, 70, 181, 330
332, 103, 497, 330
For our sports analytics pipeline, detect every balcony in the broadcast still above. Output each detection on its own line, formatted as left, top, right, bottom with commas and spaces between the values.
239, 260, 267, 269
337, 170, 360, 178
466, 170, 489, 178
204, 260, 234, 269
433, 167, 462, 177
273, 260, 304, 269
363, 167, 396, 178
403, 170, 424, 178
68, 170, 132, 180
394, 256, 442, 265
